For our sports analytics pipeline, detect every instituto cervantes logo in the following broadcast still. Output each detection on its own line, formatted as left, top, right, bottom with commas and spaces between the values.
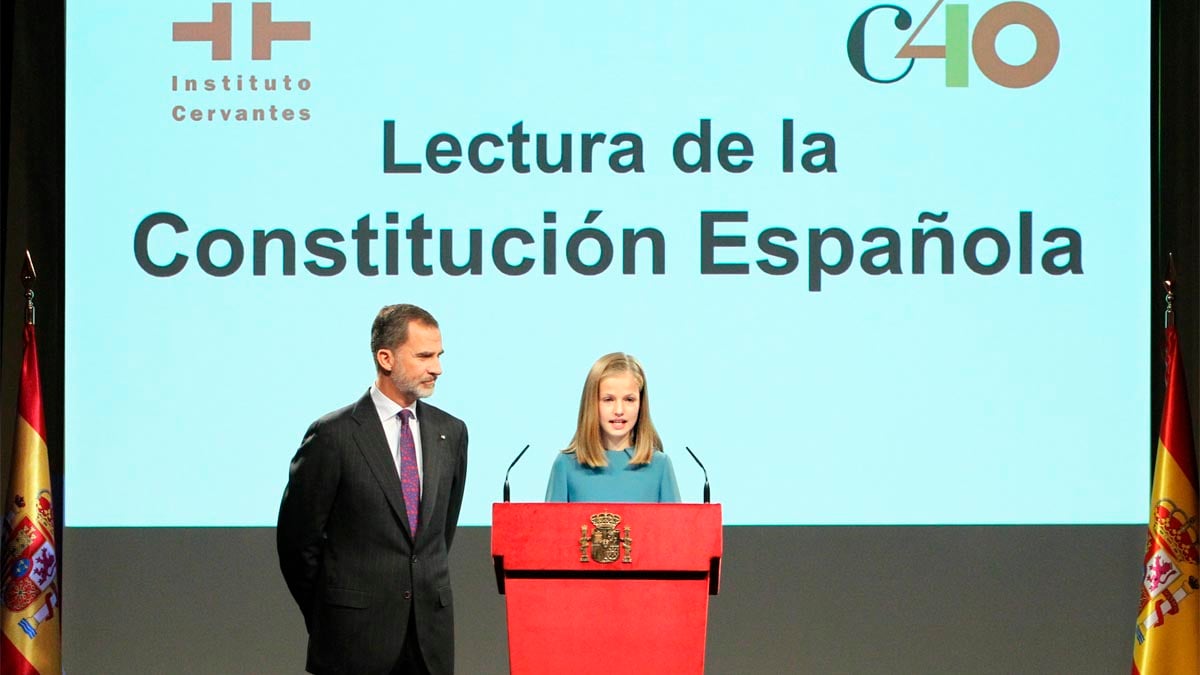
169, 2, 313, 123
847, 0, 1059, 88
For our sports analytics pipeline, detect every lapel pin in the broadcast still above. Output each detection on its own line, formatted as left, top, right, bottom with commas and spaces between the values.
440, 434, 446, 440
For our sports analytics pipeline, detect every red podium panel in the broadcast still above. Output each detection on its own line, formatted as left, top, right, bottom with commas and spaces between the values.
492, 503, 722, 675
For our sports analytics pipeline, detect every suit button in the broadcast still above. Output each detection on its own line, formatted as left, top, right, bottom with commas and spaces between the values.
403, 591, 412, 600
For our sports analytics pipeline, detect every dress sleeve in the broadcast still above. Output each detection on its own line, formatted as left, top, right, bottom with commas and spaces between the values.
658, 452, 681, 503
545, 452, 571, 502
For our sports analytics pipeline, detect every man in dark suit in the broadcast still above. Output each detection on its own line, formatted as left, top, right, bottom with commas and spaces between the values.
277, 304, 468, 674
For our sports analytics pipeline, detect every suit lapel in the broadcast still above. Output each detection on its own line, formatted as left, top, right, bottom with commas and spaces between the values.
416, 401, 444, 527
349, 391, 414, 539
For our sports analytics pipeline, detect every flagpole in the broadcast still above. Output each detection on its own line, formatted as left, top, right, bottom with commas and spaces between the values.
22, 250, 36, 326
1162, 252, 1176, 398
1133, 250, 1200, 673
2, 249, 61, 675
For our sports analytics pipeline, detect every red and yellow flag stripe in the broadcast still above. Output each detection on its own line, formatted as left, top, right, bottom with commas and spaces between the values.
1133, 325, 1198, 674
1, 324, 60, 675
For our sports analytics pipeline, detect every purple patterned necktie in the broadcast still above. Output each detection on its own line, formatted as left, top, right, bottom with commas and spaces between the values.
398, 409, 420, 535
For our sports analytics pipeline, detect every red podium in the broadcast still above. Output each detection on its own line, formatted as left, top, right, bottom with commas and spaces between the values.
491, 503, 722, 675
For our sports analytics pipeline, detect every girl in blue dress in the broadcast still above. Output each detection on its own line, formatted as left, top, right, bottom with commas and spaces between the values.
545, 352, 681, 503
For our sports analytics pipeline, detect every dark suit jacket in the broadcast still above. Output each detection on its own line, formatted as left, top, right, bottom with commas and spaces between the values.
277, 391, 468, 674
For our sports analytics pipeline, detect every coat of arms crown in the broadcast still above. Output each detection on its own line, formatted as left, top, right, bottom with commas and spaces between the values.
590, 512, 621, 529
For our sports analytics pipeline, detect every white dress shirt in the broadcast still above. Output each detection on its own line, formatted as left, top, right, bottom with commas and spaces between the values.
370, 384, 424, 488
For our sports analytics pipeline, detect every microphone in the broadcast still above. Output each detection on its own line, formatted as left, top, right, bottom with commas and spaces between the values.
684, 446, 711, 504
503, 444, 531, 502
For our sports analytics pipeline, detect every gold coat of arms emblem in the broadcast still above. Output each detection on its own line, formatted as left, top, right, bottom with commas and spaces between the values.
580, 512, 632, 564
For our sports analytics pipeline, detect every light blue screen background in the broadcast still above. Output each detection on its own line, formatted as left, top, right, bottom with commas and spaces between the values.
65, 1, 1150, 526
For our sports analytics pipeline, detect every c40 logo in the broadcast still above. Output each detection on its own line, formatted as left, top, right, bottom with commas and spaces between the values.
847, 0, 1059, 88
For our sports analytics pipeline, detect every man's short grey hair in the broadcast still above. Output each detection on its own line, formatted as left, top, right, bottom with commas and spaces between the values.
370, 304, 438, 367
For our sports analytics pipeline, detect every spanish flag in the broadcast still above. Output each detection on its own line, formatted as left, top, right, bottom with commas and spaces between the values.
1133, 323, 1198, 674
1, 323, 60, 675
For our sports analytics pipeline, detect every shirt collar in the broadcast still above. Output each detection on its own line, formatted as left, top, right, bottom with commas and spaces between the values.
370, 384, 417, 424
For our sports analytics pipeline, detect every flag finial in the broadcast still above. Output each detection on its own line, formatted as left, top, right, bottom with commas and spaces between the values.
1164, 252, 1177, 328
22, 250, 36, 325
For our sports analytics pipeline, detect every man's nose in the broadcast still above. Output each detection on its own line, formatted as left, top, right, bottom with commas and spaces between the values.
429, 357, 443, 375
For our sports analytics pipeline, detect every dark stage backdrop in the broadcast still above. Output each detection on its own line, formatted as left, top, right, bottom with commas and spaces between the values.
3, 1, 1198, 673
62, 526, 1143, 674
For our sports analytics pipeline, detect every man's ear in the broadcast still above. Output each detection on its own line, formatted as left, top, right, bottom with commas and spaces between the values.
376, 348, 393, 373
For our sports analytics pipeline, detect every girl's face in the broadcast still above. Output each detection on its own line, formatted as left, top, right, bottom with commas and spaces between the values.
597, 372, 641, 450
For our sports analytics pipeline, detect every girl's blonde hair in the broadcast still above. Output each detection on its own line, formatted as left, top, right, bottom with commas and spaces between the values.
564, 352, 663, 467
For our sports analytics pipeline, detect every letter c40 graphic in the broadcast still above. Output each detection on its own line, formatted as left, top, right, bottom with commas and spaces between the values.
847, 0, 1059, 88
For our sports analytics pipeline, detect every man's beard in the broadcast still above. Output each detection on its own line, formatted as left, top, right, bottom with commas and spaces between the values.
391, 369, 434, 400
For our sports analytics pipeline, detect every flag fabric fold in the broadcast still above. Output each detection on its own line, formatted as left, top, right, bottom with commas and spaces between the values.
1133, 323, 1199, 674
1, 323, 61, 675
